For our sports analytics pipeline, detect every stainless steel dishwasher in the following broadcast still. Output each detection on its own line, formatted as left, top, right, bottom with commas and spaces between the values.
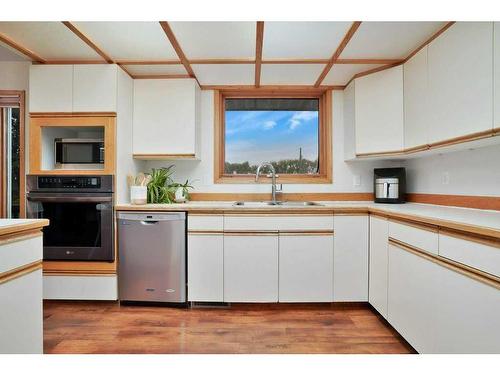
117, 212, 186, 303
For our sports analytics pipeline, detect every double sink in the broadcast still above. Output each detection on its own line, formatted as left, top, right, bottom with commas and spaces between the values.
233, 201, 323, 207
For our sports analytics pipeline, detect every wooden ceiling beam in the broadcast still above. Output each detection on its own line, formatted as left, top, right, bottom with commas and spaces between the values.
62, 22, 114, 63
116, 60, 182, 65
133, 74, 192, 80
199, 84, 345, 91
254, 21, 265, 88
314, 21, 362, 87
0, 32, 46, 63
191, 58, 255, 64
403, 21, 455, 63
336, 58, 403, 65
159, 21, 198, 84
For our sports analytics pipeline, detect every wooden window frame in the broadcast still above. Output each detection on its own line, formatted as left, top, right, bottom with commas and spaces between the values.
0, 90, 26, 218
214, 89, 332, 184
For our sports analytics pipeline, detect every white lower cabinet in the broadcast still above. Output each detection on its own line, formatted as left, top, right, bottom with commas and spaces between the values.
333, 216, 369, 301
187, 234, 224, 302
387, 244, 439, 353
279, 234, 333, 302
223, 234, 279, 302
369, 216, 389, 318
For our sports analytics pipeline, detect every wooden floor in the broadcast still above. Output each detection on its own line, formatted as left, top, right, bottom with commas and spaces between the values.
43, 301, 415, 354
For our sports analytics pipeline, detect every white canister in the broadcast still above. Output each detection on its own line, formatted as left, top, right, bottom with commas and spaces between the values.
130, 186, 147, 205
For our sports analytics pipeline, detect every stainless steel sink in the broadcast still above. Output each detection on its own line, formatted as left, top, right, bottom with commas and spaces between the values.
233, 201, 323, 207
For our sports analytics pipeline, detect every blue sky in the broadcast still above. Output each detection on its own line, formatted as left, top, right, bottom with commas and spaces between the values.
225, 110, 319, 165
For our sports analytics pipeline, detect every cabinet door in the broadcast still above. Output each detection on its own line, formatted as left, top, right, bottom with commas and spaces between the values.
73, 65, 117, 112
333, 216, 368, 301
133, 79, 199, 156
0, 269, 43, 353
369, 216, 389, 318
404, 47, 429, 149
428, 22, 493, 143
223, 234, 278, 302
355, 65, 404, 154
29, 65, 73, 112
434, 265, 500, 353
343, 81, 357, 160
279, 234, 333, 302
187, 234, 224, 302
388, 244, 439, 354
494, 22, 500, 129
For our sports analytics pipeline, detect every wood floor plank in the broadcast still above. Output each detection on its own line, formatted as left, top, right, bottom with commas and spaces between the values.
43, 301, 415, 354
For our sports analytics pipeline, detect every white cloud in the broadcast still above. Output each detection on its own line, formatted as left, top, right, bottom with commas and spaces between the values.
288, 111, 318, 130
262, 120, 276, 130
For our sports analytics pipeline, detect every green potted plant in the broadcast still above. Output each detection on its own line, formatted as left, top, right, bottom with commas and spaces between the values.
146, 166, 193, 204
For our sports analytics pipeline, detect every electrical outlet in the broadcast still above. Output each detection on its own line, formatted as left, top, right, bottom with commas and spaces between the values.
353, 175, 361, 187
442, 172, 450, 185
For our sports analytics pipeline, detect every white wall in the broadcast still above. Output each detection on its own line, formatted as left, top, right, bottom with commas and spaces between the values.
145, 90, 398, 194
404, 145, 500, 197
116, 68, 144, 203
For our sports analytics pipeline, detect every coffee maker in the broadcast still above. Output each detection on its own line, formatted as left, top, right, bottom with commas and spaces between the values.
374, 168, 406, 204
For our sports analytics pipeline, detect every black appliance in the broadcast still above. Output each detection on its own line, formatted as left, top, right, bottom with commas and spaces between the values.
374, 168, 406, 204
54, 138, 104, 169
26, 175, 114, 261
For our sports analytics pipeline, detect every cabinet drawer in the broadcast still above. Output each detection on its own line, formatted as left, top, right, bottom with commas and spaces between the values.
188, 215, 223, 231
389, 220, 438, 255
439, 233, 500, 278
0, 234, 42, 274
224, 215, 333, 231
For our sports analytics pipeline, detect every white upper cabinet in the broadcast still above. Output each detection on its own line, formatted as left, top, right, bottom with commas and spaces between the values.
353, 65, 404, 155
133, 79, 200, 158
30, 64, 118, 113
427, 22, 493, 143
29, 65, 73, 112
404, 47, 429, 149
494, 22, 500, 129
73, 65, 117, 112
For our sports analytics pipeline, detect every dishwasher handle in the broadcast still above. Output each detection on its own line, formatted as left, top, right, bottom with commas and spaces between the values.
140, 220, 159, 225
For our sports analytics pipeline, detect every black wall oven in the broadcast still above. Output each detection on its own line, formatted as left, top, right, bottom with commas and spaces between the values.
26, 175, 114, 261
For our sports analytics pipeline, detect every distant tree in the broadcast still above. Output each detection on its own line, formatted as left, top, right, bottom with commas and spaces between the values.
225, 158, 319, 175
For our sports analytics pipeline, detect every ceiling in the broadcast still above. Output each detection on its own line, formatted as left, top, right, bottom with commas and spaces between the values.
0, 21, 447, 87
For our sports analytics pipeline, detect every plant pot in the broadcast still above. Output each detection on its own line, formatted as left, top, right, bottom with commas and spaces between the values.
130, 186, 147, 205
175, 187, 187, 203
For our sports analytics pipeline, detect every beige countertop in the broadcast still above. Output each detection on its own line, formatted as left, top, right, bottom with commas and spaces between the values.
115, 201, 500, 238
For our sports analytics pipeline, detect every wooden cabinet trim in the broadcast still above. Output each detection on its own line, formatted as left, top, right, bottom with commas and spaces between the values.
0, 220, 48, 238
389, 238, 500, 290
188, 230, 224, 235
389, 217, 439, 233
439, 228, 500, 249
0, 260, 42, 285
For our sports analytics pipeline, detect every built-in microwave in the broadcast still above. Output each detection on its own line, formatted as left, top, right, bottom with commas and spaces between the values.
55, 138, 104, 169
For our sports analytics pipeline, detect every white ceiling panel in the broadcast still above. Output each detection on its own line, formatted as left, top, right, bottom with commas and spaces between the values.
123, 64, 187, 76
0, 22, 101, 60
260, 64, 325, 85
0, 43, 28, 61
192, 64, 254, 85
322, 64, 383, 85
341, 22, 445, 59
263, 22, 351, 59
169, 22, 256, 59
74, 22, 178, 60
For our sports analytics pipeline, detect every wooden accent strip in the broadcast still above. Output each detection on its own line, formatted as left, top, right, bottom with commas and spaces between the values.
389, 238, 500, 290
255, 21, 265, 88
0, 32, 46, 63
133, 153, 196, 160
201, 85, 345, 92
43, 261, 116, 275
336, 59, 403, 65
0, 260, 42, 285
314, 22, 362, 87
30, 112, 117, 118
440, 228, 500, 249
223, 230, 279, 236
345, 62, 403, 87
159, 22, 197, 83
132, 74, 192, 80
279, 230, 334, 236
0, 230, 41, 246
188, 230, 224, 235
116, 60, 182, 65
407, 193, 500, 211
62, 22, 114, 63
189, 192, 373, 201
389, 217, 439, 233
0, 220, 48, 238
403, 22, 456, 63
42, 60, 108, 65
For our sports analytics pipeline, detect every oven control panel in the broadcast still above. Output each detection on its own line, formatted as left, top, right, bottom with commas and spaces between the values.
38, 176, 101, 189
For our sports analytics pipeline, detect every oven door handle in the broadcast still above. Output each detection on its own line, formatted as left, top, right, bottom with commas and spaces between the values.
27, 196, 113, 203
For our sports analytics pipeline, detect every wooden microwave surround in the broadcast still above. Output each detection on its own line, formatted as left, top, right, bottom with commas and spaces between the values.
29, 114, 116, 175
213, 89, 333, 184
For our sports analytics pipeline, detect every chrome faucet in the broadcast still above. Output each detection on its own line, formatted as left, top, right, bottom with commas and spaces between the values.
255, 162, 282, 204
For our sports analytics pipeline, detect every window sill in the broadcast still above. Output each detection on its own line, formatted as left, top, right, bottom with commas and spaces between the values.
215, 174, 332, 184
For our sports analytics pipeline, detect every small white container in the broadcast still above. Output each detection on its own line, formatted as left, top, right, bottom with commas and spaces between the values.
175, 187, 187, 203
130, 186, 147, 205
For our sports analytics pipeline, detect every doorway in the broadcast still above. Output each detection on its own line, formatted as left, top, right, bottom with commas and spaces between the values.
0, 91, 25, 218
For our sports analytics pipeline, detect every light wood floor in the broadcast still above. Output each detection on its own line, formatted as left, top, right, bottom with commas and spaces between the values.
43, 301, 415, 354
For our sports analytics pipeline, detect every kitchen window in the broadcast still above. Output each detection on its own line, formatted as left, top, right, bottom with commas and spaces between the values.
214, 90, 332, 183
